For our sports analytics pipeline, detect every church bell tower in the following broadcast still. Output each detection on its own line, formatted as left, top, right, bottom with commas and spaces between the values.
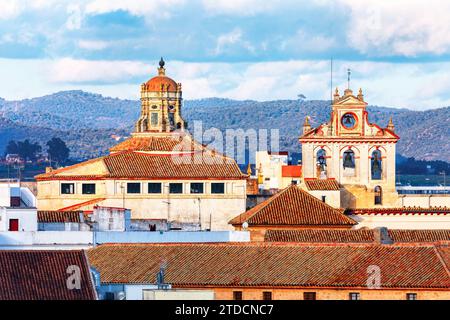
300, 85, 400, 208
135, 58, 185, 133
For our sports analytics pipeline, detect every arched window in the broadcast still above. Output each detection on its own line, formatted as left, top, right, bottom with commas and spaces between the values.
371, 150, 382, 180
343, 150, 355, 169
316, 149, 327, 178
374, 186, 382, 205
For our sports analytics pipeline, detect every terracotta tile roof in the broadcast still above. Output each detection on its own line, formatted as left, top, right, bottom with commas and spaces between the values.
0, 250, 96, 300
229, 184, 356, 226
88, 243, 450, 289
436, 245, 450, 271
281, 165, 302, 177
103, 151, 245, 179
58, 198, 106, 211
36, 151, 244, 180
110, 134, 202, 153
265, 229, 375, 243
388, 230, 450, 243
265, 229, 450, 244
36, 135, 245, 181
304, 179, 340, 191
348, 207, 450, 215
37, 210, 82, 223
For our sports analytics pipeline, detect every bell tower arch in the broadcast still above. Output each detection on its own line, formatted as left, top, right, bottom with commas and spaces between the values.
300, 87, 400, 208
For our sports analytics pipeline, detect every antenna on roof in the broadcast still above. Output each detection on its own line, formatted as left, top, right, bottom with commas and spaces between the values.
330, 58, 333, 106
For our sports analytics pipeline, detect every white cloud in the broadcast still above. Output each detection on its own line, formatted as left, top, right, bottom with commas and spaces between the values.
2, 58, 450, 110
202, 0, 279, 16
341, 0, 450, 56
281, 30, 336, 53
47, 58, 149, 83
84, 0, 185, 17
214, 28, 255, 55
0, 0, 21, 20
78, 40, 111, 50
0, 0, 61, 20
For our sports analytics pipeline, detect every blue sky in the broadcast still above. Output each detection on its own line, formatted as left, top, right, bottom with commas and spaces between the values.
1, 0, 450, 109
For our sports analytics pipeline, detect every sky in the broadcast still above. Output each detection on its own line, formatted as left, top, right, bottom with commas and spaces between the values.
1, 0, 450, 109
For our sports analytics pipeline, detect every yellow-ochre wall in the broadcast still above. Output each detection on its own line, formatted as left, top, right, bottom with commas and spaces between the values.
37, 179, 246, 230
196, 287, 450, 300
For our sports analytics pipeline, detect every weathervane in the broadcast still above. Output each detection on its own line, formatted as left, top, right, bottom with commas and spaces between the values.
347, 68, 351, 89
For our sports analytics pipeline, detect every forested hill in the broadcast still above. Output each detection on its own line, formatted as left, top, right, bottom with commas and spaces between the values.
0, 91, 449, 162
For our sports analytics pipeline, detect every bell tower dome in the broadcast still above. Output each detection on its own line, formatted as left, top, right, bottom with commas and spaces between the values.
135, 58, 185, 133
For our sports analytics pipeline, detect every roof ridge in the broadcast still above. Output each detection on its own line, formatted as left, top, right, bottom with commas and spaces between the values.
433, 246, 450, 278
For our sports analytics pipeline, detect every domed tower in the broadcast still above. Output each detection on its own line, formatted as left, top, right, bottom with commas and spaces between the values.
135, 58, 185, 133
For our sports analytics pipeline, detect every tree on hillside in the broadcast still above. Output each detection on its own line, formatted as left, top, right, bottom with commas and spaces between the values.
5, 139, 42, 161
5, 140, 19, 155
47, 137, 70, 165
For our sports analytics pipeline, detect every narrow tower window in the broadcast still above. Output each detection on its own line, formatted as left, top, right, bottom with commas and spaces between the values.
374, 186, 382, 205
343, 150, 355, 169
371, 150, 382, 180
151, 113, 158, 126
316, 149, 327, 178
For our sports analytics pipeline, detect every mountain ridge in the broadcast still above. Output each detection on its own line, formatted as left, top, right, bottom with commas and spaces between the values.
0, 91, 449, 162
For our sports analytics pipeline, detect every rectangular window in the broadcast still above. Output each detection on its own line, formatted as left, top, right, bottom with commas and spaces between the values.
82, 183, 96, 195
148, 182, 162, 194
262, 291, 272, 300
349, 293, 360, 300
9, 219, 19, 231
406, 293, 417, 300
127, 182, 141, 194
151, 112, 158, 126
190, 182, 204, 194
61, 183, 75, 194
321, 195, 326, 203
233, 291, 243, 300
303, 292, 316, 300
211, 183, 225, 194
169, 183, 183, 194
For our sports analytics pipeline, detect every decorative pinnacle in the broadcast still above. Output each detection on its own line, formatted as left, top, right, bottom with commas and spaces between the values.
304, 116, 310, 126
357, 88, 364, 100
247, 163, 252, 176
334, 87, 340, 100
387, 116, 395, 131
159, 57, 165, 68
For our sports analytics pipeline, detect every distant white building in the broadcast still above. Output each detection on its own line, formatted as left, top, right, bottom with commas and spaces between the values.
0, 180, 37, 232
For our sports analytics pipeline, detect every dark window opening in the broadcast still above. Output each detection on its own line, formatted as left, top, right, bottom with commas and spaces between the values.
127, 183, 141, 194
61, 183, 75, 194
169, 183, 183, 194
190, 183, 204, 194
321, 195, 326, 203
349, 292, 360, 300
371, 150, 382, 180
374, 186, 382, 205
316, 148, 327, 178
211, 183, 225, 194
406, 293, 417, 300
263, 291, 272, 300
10, 196, 20, 207
148, 183, 162, 194
343, 150, 355, 169
233, 291, 243, 300
303, 292, 316, 300
82, 183, 96, 195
